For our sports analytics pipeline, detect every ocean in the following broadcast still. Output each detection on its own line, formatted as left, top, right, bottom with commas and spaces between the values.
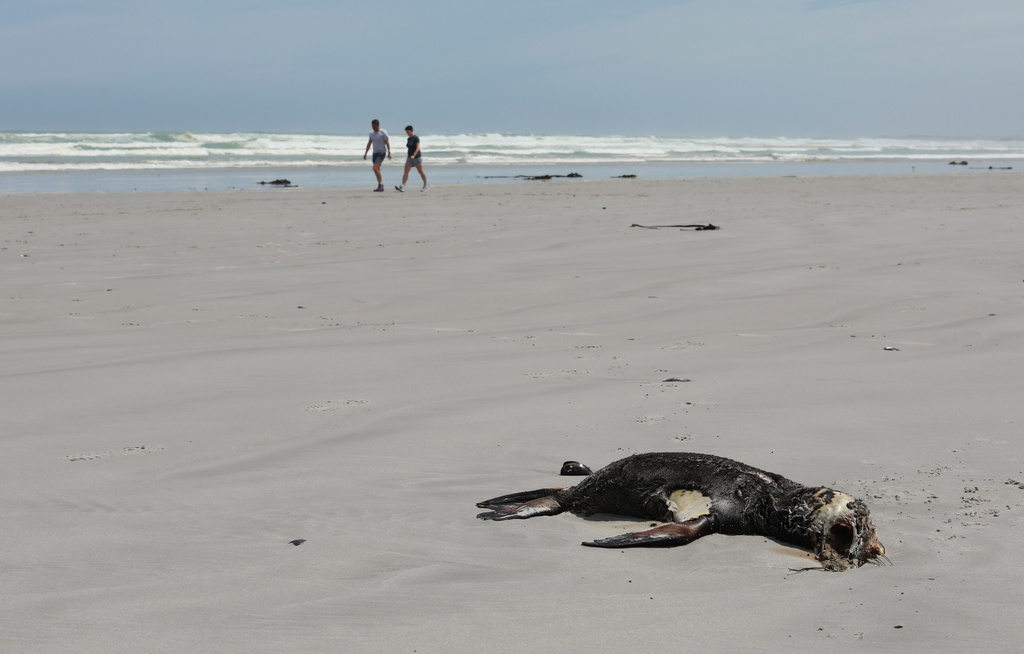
2, 132, 1021, 193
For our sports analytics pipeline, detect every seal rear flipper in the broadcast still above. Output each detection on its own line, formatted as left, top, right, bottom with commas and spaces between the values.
477, 495, 565, 521
476, 488, 564, 511
582, 515, 716, 548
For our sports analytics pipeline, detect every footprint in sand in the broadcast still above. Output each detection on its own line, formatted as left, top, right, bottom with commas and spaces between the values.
524, 370, 591, 378
304, 399, 370, 412
636, 414, 666, 424
65, 445, 164, 462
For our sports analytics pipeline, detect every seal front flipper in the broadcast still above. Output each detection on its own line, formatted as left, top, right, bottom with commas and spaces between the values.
559, 460, 593, 476
477, 495, 565, 521
582, 515, 716, 548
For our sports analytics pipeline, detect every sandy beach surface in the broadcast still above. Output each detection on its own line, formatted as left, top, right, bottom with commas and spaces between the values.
3, 174, 1023, 652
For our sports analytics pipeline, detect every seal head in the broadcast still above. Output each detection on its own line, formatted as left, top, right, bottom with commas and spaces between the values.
806, 489, 885, 571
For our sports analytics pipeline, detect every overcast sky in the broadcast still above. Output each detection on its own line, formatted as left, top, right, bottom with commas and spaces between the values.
3, 0, 1022, 137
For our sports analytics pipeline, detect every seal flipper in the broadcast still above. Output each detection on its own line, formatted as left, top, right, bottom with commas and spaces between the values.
559, 461, 593, 476
582, 515, 716, 548
476, 488, 565, 511
477, 495, 565, 521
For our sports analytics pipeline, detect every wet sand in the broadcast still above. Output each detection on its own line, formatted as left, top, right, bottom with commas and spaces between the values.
3, 174, 1023, 651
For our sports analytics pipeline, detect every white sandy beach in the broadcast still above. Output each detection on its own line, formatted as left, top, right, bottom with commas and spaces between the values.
3, 174, 1024, 652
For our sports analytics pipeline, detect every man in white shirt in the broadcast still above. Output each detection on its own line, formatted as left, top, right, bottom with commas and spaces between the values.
363, 119, 391, 192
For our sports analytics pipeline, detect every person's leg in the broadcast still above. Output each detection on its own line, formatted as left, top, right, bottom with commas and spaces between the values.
373, 162, 383, 185
402, 162, 412, 186
415, 164, 427, 185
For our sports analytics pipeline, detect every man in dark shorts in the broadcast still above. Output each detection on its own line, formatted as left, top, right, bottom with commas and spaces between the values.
363, 119, 391, 192
394, 125, 428, 192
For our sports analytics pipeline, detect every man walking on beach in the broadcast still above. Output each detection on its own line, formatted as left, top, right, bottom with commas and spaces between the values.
363, 119, 391, 192
395, 125, 428, 192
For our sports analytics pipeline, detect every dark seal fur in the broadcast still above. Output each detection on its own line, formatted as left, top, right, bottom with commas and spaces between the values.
477, 452, 885, 571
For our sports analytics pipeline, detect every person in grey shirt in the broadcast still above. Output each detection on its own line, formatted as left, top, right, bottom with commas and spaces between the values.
363, 119, 391, 192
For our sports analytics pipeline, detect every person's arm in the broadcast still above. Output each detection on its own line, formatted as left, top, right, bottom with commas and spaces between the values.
384, 136, 391, 159
364, 138, 373, 159
412, 138, 421, 158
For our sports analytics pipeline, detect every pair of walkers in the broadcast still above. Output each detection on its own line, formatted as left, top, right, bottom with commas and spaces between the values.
362, 119, 428, 192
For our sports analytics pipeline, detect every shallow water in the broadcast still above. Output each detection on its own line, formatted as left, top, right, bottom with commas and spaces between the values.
1, 159, 1018, 194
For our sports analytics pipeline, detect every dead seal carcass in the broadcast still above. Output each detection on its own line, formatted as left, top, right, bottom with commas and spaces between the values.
477, 452, 885, 571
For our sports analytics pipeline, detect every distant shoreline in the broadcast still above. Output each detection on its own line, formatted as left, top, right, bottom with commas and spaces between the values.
2, 159, 1019, 194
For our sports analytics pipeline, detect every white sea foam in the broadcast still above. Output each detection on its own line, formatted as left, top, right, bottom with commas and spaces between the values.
2, 132, 1022, 173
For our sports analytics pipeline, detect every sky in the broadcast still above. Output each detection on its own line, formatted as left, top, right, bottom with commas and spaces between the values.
2, 0, 1023, 138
